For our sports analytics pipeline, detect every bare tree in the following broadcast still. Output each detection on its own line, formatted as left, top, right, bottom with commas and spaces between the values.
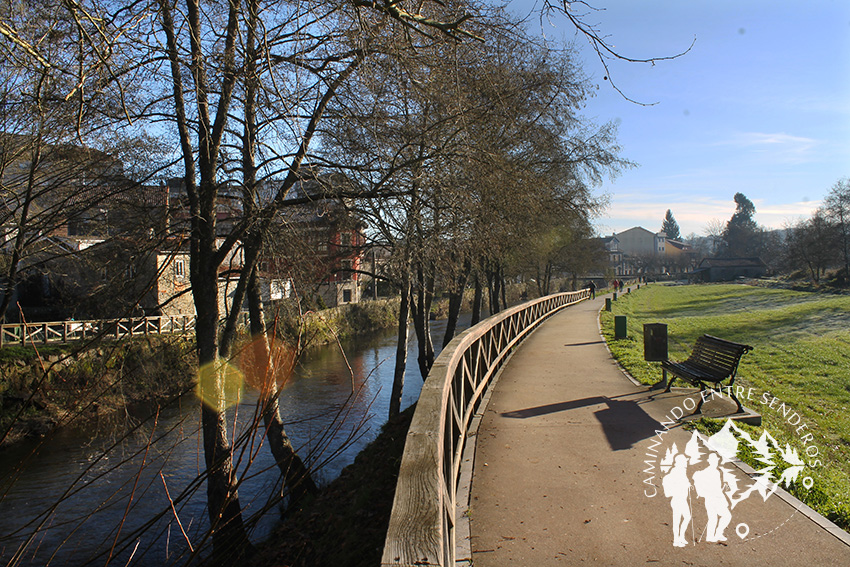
785, 212, 837, 283
703, 218, 726, 256
147, 0, 483, 557
322, 8, 622, 418
824, 178, 850, 281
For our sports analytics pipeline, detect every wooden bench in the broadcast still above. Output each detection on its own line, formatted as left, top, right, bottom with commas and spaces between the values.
662, 334, 753, 414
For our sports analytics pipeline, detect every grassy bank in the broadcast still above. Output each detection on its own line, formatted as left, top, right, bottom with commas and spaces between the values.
1, 300, 403, 447
272, 298, 401, 346
600, 283, 850, 530
0, 336, 196, 446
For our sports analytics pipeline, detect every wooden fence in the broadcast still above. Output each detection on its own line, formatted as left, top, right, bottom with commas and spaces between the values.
0, 315, 197, 347
381, 290, 590, 566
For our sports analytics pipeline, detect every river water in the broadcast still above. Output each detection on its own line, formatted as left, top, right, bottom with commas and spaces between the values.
0, 318, 464, 566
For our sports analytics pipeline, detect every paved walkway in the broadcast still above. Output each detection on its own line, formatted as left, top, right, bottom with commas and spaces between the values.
468, 292, 850, 566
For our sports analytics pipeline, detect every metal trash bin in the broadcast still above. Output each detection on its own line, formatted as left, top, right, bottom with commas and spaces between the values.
614, 315, 627, 339
643, 323, 668, 361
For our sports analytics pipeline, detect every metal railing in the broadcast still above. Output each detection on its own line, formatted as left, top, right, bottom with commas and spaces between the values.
381, 290, 590, 566
0, 315, 197, 347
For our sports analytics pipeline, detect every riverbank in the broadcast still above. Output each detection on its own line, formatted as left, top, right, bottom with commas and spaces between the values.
0, 299, 404, 448
302, 298, 401, 345
0, 336, 196, 447
257, 404, 414, 567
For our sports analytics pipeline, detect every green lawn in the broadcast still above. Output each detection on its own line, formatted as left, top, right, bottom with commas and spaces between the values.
600, 282, 850, 529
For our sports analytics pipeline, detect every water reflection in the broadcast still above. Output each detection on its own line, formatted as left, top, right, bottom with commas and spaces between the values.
0, 316, 466, 566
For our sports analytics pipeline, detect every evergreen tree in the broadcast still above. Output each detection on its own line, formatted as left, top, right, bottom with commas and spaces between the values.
722, 192, 760, 257
661, 209, 681, 241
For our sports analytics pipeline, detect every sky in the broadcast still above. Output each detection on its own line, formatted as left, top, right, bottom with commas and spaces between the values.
507, 0, 850, 239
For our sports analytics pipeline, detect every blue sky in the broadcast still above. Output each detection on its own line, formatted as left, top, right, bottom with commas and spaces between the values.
508, 0, 850, 238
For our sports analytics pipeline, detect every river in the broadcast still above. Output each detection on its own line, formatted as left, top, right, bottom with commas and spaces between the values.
0, 317, 465, 566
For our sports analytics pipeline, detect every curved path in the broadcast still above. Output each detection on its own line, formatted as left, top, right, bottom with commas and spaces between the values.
468, 292, 850, 566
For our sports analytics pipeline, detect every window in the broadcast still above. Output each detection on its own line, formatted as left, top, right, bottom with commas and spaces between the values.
342, 289, 352, 303
175, 259, 186, 278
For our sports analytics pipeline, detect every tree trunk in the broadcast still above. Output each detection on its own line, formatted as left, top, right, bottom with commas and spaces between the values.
179, 0, 249, 551
194, 270, 251, 560
499, 264, 507, 309
488, 265, 501, 315
410, 263, 434, 380
442, 260, 471, 348
471, 272, 483, 326
245, 265, 318, 507
389, 277, 411, 418
486, 268, 496, 315
237, 6, 317, 506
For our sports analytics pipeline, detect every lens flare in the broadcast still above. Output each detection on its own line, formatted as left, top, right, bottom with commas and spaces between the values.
195, 360, 245, 409
235, 335, 297, 393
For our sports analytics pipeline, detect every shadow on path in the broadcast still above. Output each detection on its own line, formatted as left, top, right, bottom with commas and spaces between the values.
500, 391, 670, 451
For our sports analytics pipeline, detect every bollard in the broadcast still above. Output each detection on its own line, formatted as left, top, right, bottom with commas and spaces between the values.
627, 287, 631, 293
614, 315, 627, 339
644, 322, 668, 387
613, 292, 618, 301
605, 297, 612, 311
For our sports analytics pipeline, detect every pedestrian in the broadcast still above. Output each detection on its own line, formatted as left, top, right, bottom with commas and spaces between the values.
587, 280, 596, 299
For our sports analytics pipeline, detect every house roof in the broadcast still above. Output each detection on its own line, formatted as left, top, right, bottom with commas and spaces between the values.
616, 226, 666, 239
666, 240, 693, 251
698, 257, 766, 268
